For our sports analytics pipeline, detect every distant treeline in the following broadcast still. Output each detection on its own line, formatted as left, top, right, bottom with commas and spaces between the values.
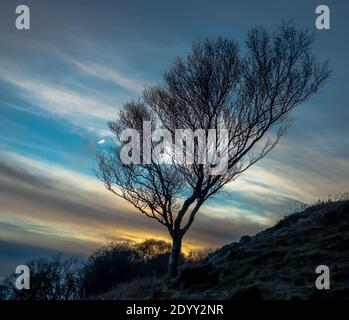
0, 239, 213, 300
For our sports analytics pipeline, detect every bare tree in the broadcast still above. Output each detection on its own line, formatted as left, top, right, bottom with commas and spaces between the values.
3, 255, 83, 300
96, 23, 330, 277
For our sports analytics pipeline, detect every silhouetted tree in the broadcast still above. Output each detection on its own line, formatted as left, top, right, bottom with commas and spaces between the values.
96, 23, 330, 277
134, 239, 172, 261
83, 242, 140, 295
3, 255, 83, 300
83, 240, 178, 295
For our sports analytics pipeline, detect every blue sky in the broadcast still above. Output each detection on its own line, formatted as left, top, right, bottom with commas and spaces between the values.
0, 0, 348, 277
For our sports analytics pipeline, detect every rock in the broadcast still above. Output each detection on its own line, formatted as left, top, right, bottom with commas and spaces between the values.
206, 242, 238, 263
239, 235, 251, 245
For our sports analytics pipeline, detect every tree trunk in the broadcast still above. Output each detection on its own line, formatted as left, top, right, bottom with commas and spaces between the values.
168, 234, 182, 277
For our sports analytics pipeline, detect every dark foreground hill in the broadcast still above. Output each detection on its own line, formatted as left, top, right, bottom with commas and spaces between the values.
99, 201, 349, 300
102, 200, 349, 300
163, 200, 349, 300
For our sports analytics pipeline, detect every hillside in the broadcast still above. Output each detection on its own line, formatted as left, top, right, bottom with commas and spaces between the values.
99, 200, 349, 299
151, 200, 349, 300
98, 200, 349, 300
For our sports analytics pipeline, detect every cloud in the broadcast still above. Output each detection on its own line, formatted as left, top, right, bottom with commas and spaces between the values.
1, 135, 348, 277
69, 58, 145, 94
224, 138, 349, 209
0, 151, 272, 258
97, 139, 105, 144
0, 48, 150, 137
0, 64, 116, 136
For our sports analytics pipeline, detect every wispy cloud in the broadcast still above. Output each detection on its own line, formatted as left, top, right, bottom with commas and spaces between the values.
0, 64, 116, 136
225, 138, 349, 207
69, 58, 145, 94
0, 150, 276, 256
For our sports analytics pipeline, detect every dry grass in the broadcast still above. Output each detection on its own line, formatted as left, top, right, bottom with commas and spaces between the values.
283, 192, 349, 219
91, 276, 167, 300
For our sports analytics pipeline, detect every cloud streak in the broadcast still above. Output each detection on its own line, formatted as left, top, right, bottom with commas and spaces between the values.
225, 138, 349, 208
0, 150, 272, 267
69, 58, 145, 94
0, 65, 116, 135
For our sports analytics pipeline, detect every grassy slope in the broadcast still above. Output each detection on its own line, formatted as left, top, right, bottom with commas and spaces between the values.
99, 200, 349, 300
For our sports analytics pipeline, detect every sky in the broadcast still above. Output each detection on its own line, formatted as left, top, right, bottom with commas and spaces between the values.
0, 0, 348, 278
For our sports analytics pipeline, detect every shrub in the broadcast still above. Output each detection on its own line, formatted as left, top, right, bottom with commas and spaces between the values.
2, 255, 83, 300
83, 239, 182, 296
